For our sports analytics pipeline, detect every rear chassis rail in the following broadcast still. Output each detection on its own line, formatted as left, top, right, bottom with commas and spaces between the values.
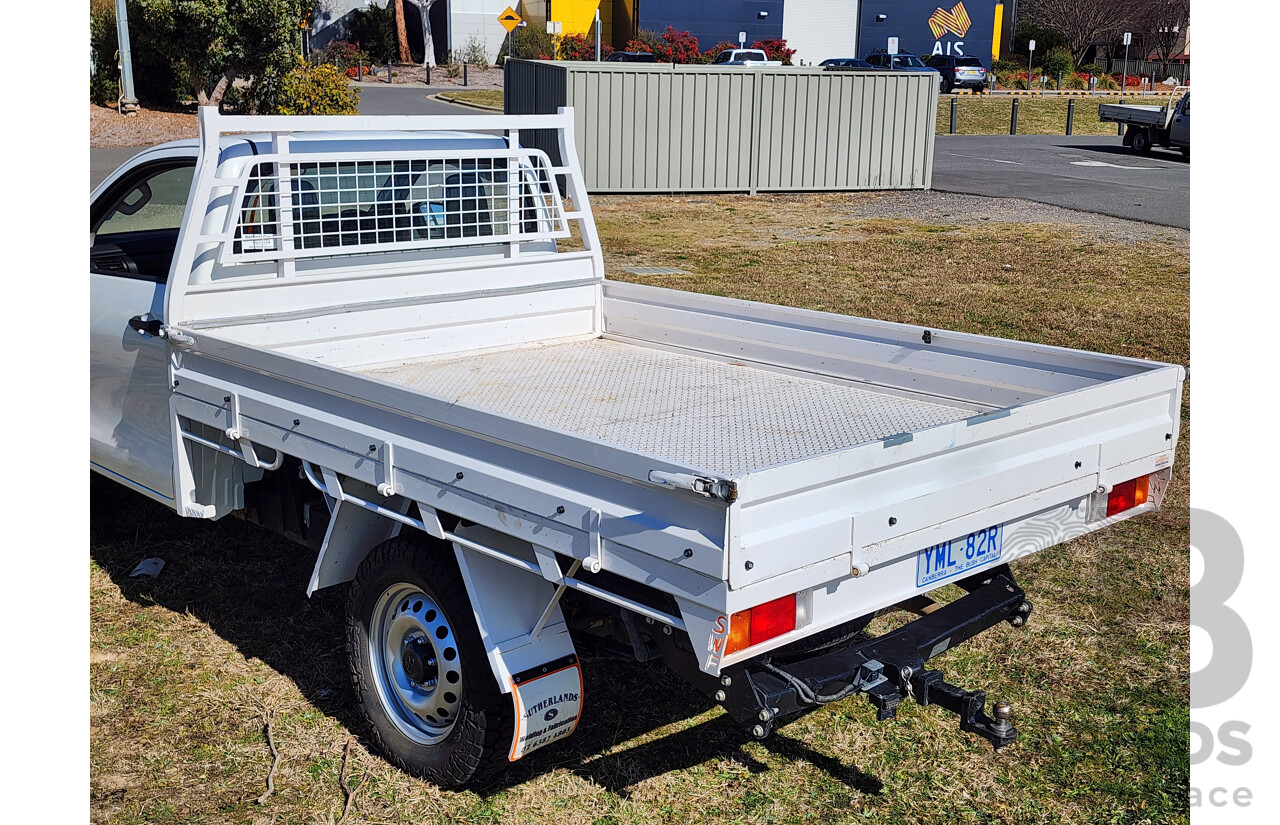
657, 565, 1031, 749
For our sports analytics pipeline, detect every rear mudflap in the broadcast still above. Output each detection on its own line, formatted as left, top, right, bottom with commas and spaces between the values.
655, 565, 1031, 749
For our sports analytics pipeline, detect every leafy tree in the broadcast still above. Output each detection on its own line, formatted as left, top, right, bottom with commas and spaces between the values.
131, 0, 306, 106
351, 3, 398, 64
1041, 46, 1074, 79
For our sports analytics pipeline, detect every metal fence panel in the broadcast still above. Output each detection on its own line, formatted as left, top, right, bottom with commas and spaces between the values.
504, 60, 937, 194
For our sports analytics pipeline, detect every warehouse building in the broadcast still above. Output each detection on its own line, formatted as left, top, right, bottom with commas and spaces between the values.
310, 0, 1006, 68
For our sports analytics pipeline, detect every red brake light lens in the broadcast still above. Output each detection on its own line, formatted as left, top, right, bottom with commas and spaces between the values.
1107, 475, 1151, 517
725, 594, 797, 655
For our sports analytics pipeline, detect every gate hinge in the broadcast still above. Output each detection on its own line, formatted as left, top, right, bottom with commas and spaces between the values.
161, 325, 195, 347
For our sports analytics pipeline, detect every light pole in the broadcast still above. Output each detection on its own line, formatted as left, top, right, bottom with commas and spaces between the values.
115, 0, 138, 114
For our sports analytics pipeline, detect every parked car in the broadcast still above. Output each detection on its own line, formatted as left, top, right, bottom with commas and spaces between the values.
709, 48, 782, 66
926, 54, 988, 93
604, 51, 657, 63
820, 58, 873, 70
863, 51, 939, 76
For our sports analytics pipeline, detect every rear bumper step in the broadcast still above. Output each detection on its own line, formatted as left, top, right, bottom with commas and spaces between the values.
664, 565, 1032, 749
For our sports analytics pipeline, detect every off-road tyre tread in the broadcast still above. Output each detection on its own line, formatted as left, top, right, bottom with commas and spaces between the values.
346, 535, 514, 789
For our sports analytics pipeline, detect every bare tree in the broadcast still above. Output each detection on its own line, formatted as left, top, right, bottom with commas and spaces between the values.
1133, 0, 1190, 77
1021, 0, 1127, 65
393, 0, 412, 63
420, 0, 443, 67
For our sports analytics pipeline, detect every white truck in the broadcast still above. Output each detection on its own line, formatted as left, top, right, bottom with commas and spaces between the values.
90, 109, 1184, 788
709, 48, 783, 66
1099, 86, 1190, 156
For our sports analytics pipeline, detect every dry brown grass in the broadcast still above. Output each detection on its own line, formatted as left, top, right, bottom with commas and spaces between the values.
91, 192, 1188, 824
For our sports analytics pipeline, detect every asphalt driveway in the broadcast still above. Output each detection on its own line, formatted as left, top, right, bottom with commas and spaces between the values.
931, 135, 1189, 229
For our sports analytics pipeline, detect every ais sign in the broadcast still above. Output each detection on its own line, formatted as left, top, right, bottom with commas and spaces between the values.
860, 0, 999, 64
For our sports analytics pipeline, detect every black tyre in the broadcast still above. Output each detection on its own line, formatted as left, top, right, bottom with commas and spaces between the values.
346, 535, 514, 788
770, 613, 874, 661
1131, 127, 1152, 154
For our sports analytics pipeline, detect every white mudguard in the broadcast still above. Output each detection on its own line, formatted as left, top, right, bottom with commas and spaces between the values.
450, 524, 582, 761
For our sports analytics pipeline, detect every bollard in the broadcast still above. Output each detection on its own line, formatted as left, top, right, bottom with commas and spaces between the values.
1010, 98, 1019, 135
1066, 98, 1074, 135
425, 64, 430, 84
1057, 71, 1063, 91
463, 63, 468, 86
388, 62, 393, 83
949, 96, 957, 134
357, 63, 363, 81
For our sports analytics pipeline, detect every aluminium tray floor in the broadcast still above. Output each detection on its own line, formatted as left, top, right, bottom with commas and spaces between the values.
359, 338, 980, 477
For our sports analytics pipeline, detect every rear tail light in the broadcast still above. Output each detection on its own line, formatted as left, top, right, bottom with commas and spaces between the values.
725, 593, 797, 655
1107, 475, 1151, 516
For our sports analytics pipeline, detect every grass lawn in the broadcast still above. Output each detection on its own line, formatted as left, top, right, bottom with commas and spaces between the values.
937, 96, 1140, 136
91, 193, 1188, 824
438, 89, 504, 109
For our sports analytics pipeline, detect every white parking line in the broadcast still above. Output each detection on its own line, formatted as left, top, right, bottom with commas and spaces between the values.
943, 153, 1022, 165
1071, 160, 1153, 170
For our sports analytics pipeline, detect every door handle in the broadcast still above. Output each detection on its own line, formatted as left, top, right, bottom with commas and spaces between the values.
128, 314, 163, 337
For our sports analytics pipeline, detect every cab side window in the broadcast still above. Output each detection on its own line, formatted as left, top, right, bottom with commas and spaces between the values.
91, 161, 195, 280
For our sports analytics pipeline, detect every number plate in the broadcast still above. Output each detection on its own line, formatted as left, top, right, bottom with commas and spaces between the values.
916, 524, 1004, 587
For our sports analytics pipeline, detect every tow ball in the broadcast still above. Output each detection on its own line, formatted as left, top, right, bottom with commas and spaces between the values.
693, 566, 1032, 750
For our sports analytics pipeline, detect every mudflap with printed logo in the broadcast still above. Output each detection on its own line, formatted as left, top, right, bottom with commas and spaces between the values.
508, 653, 584, 761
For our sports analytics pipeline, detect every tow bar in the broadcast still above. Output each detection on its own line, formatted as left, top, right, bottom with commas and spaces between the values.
658, 565, 1032, 750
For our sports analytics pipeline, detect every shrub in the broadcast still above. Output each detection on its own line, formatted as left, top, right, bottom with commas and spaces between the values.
624, 39, 652, 54
1094, 74, 1119, 91
1061, 72, 1089, 90
269, 59, 359, 114
350, 3, 397, 64
497, 26, 556, 61
654, 27, 701, 63
318, 40, 368, 70
459, 35, 491, 66
343, 65, 371, 78
1041, 46, 1073, 79
703, 41, 736, 62
752, 38, 795, 65
1078, 62, 1106, 77
633, 28, 664, 53
991, 56, 1026, 73
559, 33, 596, 61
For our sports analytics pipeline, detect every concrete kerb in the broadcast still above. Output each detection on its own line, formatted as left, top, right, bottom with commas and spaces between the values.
427, 93, 503, 112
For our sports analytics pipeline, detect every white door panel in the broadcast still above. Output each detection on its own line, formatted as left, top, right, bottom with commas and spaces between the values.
89, 273, 174, 499
90, 159, 195, 501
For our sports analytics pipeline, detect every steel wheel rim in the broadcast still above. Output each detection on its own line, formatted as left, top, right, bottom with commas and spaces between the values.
369, 583, 464, 745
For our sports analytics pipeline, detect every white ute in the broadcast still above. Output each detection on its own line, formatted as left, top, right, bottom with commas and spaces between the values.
90, 109, 1184, 787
